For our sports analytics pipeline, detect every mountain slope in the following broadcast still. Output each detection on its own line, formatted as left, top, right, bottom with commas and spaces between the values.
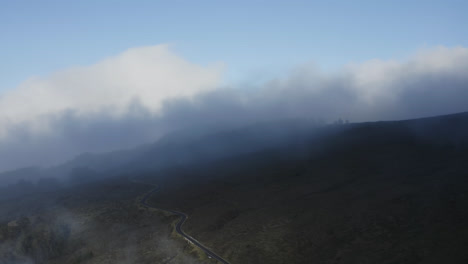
1, 112, 468, 263
141, 112, 468, 263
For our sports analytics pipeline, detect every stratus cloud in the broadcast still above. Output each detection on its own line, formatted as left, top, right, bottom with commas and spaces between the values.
344, 46, 468, 120
346, 46, 468, 105
1, 45, 468, 173
252, 46, 468, 122
0, 44, 223, 139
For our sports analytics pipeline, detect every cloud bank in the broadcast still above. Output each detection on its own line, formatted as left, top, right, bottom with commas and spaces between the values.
1, 45, 468, 172
0, 44, 222, 139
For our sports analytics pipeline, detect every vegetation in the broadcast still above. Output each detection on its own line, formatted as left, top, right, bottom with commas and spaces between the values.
1, 112, 468, 263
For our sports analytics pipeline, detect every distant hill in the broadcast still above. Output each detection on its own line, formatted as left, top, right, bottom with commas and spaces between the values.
1, 112, 467, 187
0, 118, 320, 187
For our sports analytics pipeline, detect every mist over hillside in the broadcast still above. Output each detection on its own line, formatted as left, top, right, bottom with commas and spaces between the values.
1, 112, 468, 263
2, 111, 467, 195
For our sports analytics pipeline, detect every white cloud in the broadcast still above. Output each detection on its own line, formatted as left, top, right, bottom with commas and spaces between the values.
341, 46, 468, 120
346, 46, 468, 101
0, 44, 223, 139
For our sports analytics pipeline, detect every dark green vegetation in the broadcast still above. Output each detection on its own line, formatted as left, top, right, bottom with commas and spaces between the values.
1, 112, 468, 263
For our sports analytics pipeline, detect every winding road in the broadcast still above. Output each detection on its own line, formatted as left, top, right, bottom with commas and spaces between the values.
137, 182, 230, 264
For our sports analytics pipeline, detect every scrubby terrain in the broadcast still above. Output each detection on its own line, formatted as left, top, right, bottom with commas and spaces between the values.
146, 113, 468, 263
0, 179, 205, 264
1, 112, 468, 263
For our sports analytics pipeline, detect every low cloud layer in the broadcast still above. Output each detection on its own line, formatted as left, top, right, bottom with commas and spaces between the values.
1, 45, 468, 172
0, 45, 222, 139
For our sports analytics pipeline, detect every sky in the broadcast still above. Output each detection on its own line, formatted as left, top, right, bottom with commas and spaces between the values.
2, 0, 467, 91
1, 0, 468, 172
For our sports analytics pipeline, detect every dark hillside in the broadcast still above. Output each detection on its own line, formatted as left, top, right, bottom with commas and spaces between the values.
1, 112, 468, 263
143, 112, 468, 263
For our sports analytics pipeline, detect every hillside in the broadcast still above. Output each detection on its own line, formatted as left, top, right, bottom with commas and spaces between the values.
1, 112, 468, 263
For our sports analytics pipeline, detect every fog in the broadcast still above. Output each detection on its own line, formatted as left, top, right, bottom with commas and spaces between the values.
0, 45, 468, 173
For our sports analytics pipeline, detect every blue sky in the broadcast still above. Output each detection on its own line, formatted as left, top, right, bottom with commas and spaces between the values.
1, 0, 467, 92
